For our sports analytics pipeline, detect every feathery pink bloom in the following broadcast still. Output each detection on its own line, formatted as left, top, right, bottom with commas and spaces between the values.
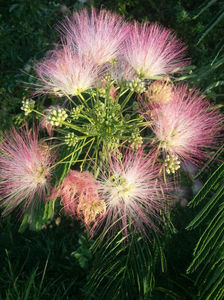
143, 84, 223, 165
0, 126, 54, 215
62, 8, 129, 64
97, 149, 170, 237
57, 170, 106, 228
146, 80, 174, 104
35, 45, 100, 97
123, 22, 189, 79
111, 59, 137, 84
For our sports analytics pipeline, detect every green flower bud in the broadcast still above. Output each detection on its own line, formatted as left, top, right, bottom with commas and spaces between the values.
21, 99, 35, 115
47, 108, 68, 127
64, 132, 79, 147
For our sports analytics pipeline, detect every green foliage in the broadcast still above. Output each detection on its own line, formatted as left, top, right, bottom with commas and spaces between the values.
0, 215, 86, 299
187, 156, 224, 299
85, 230, 166, 299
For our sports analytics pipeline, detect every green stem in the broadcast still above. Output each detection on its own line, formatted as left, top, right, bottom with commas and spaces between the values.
80, 137, 95, 171
50, 137, 94, 169
121, 90, 134, 109
63, 92, 76, 105
61, 121, 86, 133
78, 93, 88, 108
33, 109, 45, 117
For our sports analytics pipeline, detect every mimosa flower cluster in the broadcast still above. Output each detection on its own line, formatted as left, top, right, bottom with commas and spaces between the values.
0, 8, 223, 238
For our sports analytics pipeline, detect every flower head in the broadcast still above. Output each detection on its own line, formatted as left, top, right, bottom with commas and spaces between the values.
146, 80, 174, 104
111, 60, 137, 85
35, 45, 100, 96
58, 170, 106, 228
0, 126, 54, 215
123, 22, 189, 79
97, 149, 170, 237
143, 84, 223, 165
62, 8, 129, 65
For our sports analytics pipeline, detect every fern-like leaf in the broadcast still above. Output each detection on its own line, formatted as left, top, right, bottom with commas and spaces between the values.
187, 157, 224, 299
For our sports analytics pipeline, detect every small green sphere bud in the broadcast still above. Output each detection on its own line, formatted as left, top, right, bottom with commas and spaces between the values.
129, 78, 146, 93
21, 99, 35, 115
164, 154, 181, 174
64, 132, 79, 147
47, 108, 68, 127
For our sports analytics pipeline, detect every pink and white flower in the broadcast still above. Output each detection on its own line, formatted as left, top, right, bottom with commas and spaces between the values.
62, 8, 129, 65
97, 149, 170, 237
57, 170, 106, 228
123, 22, 189, 79
0, 126, 54, 215
143, 84, 223, 165
35, 45, 100, 97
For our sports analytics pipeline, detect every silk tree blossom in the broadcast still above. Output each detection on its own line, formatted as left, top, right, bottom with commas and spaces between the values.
97, 149, 170, 237
56, 170, 106, 228
0, 126, 54, 215
35, 45, 100, 97
111, 60, 137, 84
62, 8, 129, 65
123, 22, 189, 79
143, 84, 223, 166
146, 80, 174, 104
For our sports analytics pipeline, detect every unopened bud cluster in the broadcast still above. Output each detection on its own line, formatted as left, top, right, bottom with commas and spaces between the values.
129, 78, 146, 93
102, 74, 113, 85
164, 154, 181, 174
21, 99, 35, 115
47, 108, 68, 127
94, 101, 122, 129
130, 128, 143, 149
71, 105, 84, 120
105, 136, 120, 152
65, 132, 79, 146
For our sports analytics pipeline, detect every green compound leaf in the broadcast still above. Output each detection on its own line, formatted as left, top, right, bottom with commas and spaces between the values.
192, 0, 218, 19
187, 159, 224, 300
197, 8, 224, 45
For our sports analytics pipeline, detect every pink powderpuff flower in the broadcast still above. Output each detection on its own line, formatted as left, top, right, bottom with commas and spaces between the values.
96, 149, 171, 237
143, 84, 223, 166
146, 79, 174, 105
123, 22, 189, 79
111, 59, 137, 84
62, 8, 129, 65
0, 126, 54, 216
35, 45, 100, 97
57, 170, 106, 228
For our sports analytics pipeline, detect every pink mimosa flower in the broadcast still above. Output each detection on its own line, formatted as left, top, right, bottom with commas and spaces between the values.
35, 45, 100, 97
123, 22, 189, 79
111, 59, 137, 84
58, 170, 106, 228
143, 84, 223, 165
0, 126, 54, 215
62, 8, 129, 64
97, 149, 170, 237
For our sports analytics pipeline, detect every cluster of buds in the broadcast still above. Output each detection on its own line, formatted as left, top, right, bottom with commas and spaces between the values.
130, 128, 143, 149
104, 136, 120, 154
47, 108, 68, 127
21, 99, 35, 116
102, 74, 113, 86
70, 105, 84, 120
164, 154, 181, 174
129, 77, 146, 93
94, 101, 122, 129
64, 132, 79, 147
